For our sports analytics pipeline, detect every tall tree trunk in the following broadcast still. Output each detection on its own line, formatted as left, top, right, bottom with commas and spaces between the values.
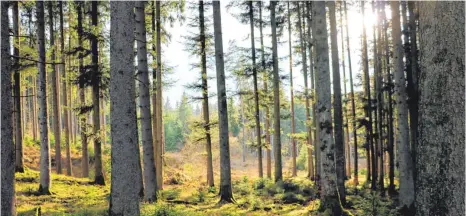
339, 3, 351, 180
155, 0, 163, 190
258, 1, 272, 179
416, 2, 464, 215
109, 2, 142, 214
297, 2, 314, 180
213, 0, 234, 203
270, 1, 282, 183
135, 0, 157, 201
76, 2, 89, 178
30, 8, 38, 141
1, 2, 16, 213
361, 1, 374, 183
375, 2, 384, 195
59, 1, 72, 176
307, 2, 319, 183
329, 1, 345, 204
90, 1, 104, 186
13, 1, 24, 173
381, 4, 395, 195
391, 1, 415, 210
248, 1, 263, 178
198, 0, 214, 187
36, 1, 52, 194
312, 2, 343, 214
48, 1, 62, 174
370, 2, 379, 190
287, 2, 297, 177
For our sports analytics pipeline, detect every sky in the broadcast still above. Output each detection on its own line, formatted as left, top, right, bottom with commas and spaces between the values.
162, 1, 383, 107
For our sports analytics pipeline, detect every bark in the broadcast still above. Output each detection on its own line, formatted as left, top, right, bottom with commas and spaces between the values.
287, 2, 297, 177
1, 2, 16, 214
416, 2, 465, 215
36, 1, 52, 195
339, 3, 351, 180
109, 2, 142, 215
258, 1, 272, 179
76, 2, 89, 178
312, 2, 343, 214
248, 1, 263, 178
329, 1, 345, 204
270, 1, 282, 183
213, 1, 234, 203
297, 2, 314, 180
198, 1, 214, 187
375, 2, 384, 194
30, 7, 38, 140
12, 1, 24, 173
361, 1, 374, 183
370, 2, 379, 190
89, 1, 104, 186
155, 0, 163, 190
135, 0, 157, 201
391, 1, 415, 209
58, 1, 72, 176
48, 1, 62, 174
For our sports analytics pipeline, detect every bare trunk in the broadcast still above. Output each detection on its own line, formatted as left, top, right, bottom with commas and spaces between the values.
135, 0, 157, 201
155, 1, 163, 190
213, 1, 234, 203
391, 1, 415, 210
270, 1, 282, 182
312, 2, 343, 214
329, 1, 345, 204
416, 2, 464, 215
13, 1, 24, 173
36, 1, 51, 194
109, 2, 142, 214
1, 2, 16, 213
287, 2, 297, 177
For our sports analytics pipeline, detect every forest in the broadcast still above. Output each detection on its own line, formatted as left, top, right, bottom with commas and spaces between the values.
0, 1, 464, 216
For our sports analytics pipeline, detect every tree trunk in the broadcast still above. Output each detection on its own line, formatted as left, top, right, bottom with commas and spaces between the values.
248, 1, 262, 178
109, 2, 142, 214
198, 1, 214, 187
312, 2, 343, 214
1, 2, 16, 213
415, 2, 464, 215
89, 1, 104, 186
287, 2, 297, 177
329, 1, 345, 204
12, 1, 24, 173
30, 9, 38, 141
297, 2, 314, 181
76, 2, 89, 178
48, 1, 62, 175
375, 2, 384, 195
58, 1, 72, 176
339, 3, 351, 180
361, 1, 374, 183
213, 0, 234, 203
155, 1, 163, 190
270, 1, 282, 183
391, 1, 415, 210
135, 0, 157, 201
258, 2, 271, 179
36, 1, 52, 195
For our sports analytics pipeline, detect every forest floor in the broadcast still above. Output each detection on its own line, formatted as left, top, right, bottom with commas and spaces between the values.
15, 137, 400, 215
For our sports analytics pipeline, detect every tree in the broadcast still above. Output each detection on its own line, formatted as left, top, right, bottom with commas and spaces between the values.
1, 1, 16, 214
391, 1, 415, 210
287, 2, 297, 177
155, 0, 164, 190
12, 1, 24, 173
296, 2, 313, 180
48, 1, 62, 175
270, 1, 282, 182
312, 1, 343, 214
37, 0, 52, 195
328, 1, 345, 204
76, 2, 89, 178
213, 0, 234, 203
135, 0, 157, 202
415, 2, 464, 215
109, 1, 142, 214
59, 1, 72, 176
